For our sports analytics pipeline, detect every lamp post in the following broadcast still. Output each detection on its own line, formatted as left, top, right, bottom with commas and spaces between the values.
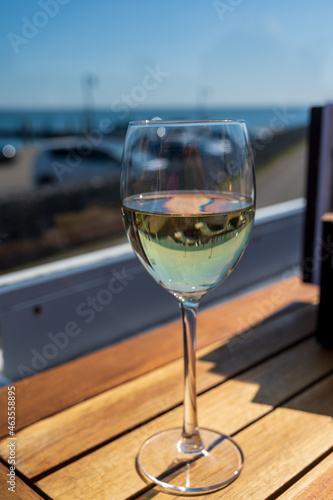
81, 73, 99, 132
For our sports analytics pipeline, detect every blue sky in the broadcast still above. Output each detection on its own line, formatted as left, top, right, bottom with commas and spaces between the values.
1, 0, 333, 109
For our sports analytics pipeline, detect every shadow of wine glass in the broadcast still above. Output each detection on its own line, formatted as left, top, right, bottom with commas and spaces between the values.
198, 301, 333, 419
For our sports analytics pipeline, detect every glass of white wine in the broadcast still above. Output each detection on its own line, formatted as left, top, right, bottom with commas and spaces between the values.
121, 119, 256, 495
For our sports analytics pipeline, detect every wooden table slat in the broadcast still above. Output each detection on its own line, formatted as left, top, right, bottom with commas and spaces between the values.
35, 339, 333, 499
0, 277, 318, 438
278, 452, 333, 500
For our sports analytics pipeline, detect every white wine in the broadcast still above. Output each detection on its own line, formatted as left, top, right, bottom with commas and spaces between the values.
122, 192, 255, 299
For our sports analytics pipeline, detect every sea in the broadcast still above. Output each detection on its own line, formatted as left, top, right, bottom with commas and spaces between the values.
0, 106, 310, 151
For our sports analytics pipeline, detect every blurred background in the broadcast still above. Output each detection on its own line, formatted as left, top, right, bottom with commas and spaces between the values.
0, 0, 332, 275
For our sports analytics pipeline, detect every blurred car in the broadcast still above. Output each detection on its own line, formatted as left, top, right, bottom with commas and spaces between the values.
32, 137, 124, 186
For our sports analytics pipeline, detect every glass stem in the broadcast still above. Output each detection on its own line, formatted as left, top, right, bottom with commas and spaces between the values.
179, 301, 204, 453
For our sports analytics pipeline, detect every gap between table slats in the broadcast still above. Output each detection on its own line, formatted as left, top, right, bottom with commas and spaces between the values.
276, 451, 333, 500
0, 461, 44, 500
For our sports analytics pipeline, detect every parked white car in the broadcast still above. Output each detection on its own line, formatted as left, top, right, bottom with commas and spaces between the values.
33, 137, 124, 186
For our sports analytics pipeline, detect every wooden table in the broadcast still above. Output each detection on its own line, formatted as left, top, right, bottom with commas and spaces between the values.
0, 276, 333, 499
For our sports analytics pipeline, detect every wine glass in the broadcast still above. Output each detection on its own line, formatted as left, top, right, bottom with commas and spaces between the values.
121, 119, 256, 495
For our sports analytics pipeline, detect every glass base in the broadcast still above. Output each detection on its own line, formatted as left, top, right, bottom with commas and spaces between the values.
137, 428, 243, 495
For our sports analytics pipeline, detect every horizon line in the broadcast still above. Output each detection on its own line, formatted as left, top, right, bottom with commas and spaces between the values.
0, 103, 315, 112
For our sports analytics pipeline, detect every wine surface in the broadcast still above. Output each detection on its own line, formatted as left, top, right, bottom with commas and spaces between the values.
122, 192, 255, 298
